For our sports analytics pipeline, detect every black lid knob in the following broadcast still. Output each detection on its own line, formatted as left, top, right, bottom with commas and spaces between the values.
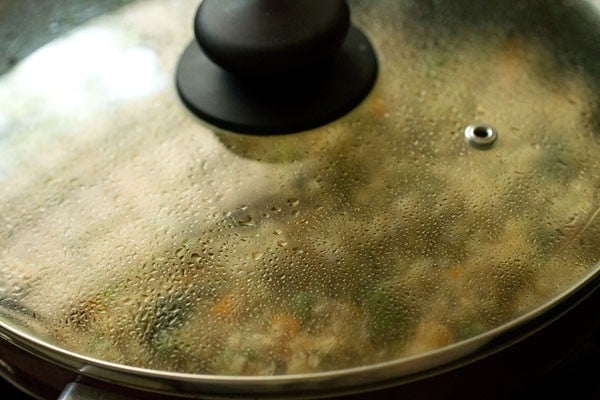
176, 0, 378, 135
195, 0, 350, 77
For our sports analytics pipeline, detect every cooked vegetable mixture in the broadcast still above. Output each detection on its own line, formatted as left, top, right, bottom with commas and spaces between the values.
0, 0, 599, 375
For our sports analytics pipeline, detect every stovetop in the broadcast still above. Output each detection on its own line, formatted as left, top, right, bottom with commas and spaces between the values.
511, 327, 599, 399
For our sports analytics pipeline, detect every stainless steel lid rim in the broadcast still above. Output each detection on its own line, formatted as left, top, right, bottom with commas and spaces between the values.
0, 266, 596, 398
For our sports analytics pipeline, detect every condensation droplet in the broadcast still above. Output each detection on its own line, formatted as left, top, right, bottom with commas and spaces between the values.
237, 216, 253, 226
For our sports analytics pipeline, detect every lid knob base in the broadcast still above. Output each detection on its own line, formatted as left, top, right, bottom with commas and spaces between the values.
175, 0, 378, 135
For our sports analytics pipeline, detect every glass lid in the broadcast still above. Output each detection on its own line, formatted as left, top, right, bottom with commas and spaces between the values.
0, 0, 599, 377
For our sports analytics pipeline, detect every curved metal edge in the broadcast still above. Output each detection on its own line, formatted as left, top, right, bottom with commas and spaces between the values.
0, 265, 597, 399
0, 367, 45, 400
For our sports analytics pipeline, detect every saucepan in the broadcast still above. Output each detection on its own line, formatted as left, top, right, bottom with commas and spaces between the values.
0, 0, 598, 398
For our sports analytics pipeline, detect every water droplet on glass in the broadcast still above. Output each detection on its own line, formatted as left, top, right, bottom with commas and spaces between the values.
237, 216, 253, 226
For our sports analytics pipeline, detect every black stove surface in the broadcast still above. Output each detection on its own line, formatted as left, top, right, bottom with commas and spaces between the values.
510, 327, 599, 400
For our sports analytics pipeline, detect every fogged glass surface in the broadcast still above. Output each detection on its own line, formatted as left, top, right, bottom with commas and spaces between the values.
0, 0, 599, 375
